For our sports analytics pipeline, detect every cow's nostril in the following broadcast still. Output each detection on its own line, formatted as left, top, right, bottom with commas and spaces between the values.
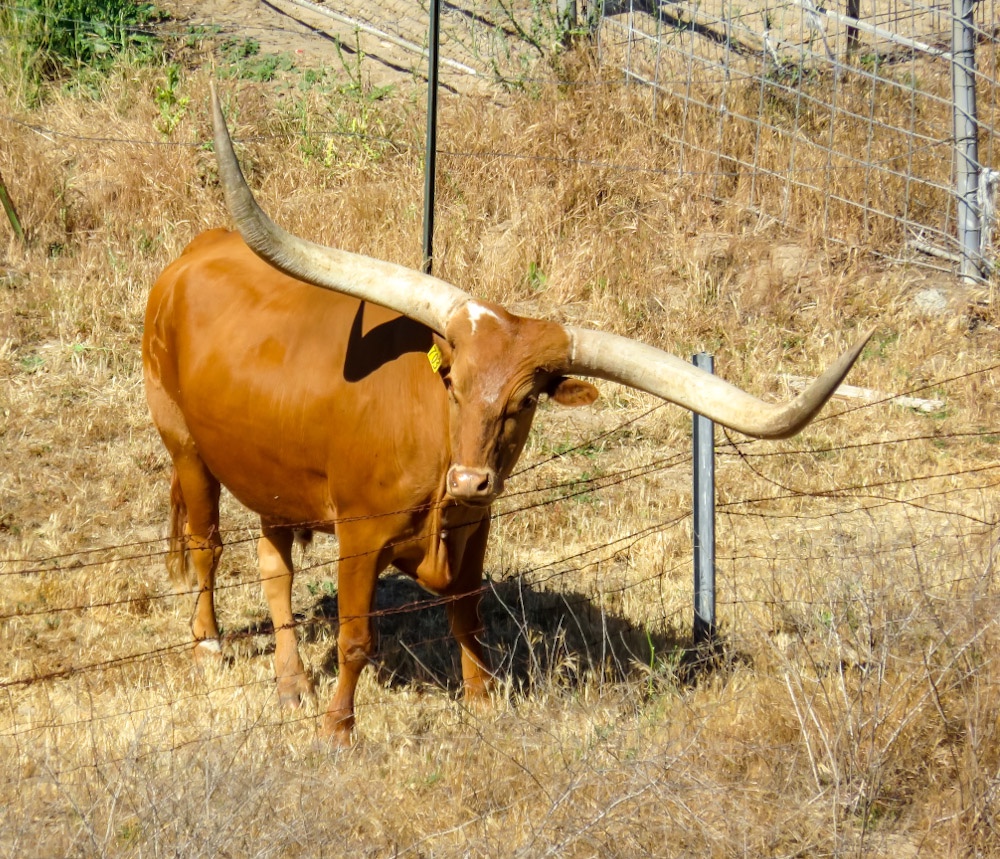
447, 466, 496, 504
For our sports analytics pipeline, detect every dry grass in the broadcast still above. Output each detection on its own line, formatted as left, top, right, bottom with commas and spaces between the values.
1, 38, 999, 858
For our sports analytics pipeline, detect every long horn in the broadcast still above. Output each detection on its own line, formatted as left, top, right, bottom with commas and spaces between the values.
565, 326, 872, 439
210, 83, 469, 335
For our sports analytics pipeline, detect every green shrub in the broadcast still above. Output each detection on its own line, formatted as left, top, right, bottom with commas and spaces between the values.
1, 0, 162, 94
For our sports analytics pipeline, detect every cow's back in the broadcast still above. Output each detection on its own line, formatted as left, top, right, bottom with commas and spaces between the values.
143, 229, 451, 529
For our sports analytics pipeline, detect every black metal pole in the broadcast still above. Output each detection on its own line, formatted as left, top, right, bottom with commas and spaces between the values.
422, 0, 441, 274
692, 352, 716, 645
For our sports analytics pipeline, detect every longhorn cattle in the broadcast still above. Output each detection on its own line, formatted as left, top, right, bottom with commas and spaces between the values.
141, 85, 871, 744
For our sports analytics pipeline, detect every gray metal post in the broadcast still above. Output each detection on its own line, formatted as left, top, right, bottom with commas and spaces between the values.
692, 353, 716, 644
952, 0, 982, 282
422, 0, 441, 274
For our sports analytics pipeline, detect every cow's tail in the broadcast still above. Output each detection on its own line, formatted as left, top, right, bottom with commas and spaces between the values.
167, 468, 196, 591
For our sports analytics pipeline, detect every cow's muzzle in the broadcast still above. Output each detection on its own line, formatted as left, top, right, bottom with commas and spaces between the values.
446, 465, 498, 506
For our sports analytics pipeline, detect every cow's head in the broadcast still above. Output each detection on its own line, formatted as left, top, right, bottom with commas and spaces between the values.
432, 304, 599, 505
210, 83, 873, 507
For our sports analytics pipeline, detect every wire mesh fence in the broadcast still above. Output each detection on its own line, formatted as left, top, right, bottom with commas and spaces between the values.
595, 0, 1000, 279
137, 0, 1000, 277
6, 0, 999, 274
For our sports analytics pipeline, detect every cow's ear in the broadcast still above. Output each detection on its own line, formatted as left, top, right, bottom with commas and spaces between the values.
546, 376, 599, 407
429, 334, 453, 379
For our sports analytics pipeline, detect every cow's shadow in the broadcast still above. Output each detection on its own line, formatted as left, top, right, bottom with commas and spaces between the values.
265, 571, 733, 696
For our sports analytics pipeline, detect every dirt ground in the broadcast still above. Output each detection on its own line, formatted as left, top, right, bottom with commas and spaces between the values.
157, 0, 491, 90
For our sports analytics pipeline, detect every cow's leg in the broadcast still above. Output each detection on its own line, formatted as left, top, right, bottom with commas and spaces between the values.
446, 518, 494, 703
258, 524, 313, 708
147, 377, 224, 661
322, 536, 380, 745
173, 456, 223, 659
167, 468, 194, 592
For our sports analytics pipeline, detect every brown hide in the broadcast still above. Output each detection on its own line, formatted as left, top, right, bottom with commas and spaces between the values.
146, 228, 447, 535
142, 228, 597, 743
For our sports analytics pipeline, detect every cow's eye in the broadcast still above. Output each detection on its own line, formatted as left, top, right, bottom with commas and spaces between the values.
520, 394, 537, 411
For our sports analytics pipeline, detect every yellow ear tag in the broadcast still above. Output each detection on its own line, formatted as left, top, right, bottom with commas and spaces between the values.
427, 343, 443, 373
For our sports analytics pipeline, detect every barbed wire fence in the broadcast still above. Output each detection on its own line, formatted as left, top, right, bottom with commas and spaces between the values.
0, 373, 997, 850
1, 2, 1000, 850
2, 371, 998, 727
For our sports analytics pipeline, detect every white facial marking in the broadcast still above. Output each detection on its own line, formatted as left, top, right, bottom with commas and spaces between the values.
197, 638, 222, 653
465, 302, 500, 336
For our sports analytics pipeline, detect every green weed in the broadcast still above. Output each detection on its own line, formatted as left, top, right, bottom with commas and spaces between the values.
154, 64, 188, 136
1, 0, 163, 99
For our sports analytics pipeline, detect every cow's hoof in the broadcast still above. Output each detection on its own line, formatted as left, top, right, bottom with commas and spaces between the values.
462, 681, 497, 714
193, 638, 223, 663
277, 674, 314, 709
320, 712, 355, 748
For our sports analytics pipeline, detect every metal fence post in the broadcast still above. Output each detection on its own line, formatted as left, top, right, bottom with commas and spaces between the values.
952, 0, 982, 282
422, 0, 441, 274
692, 353, 716, 645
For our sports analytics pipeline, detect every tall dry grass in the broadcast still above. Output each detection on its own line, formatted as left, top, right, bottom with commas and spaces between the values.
0, 38, 999, 857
